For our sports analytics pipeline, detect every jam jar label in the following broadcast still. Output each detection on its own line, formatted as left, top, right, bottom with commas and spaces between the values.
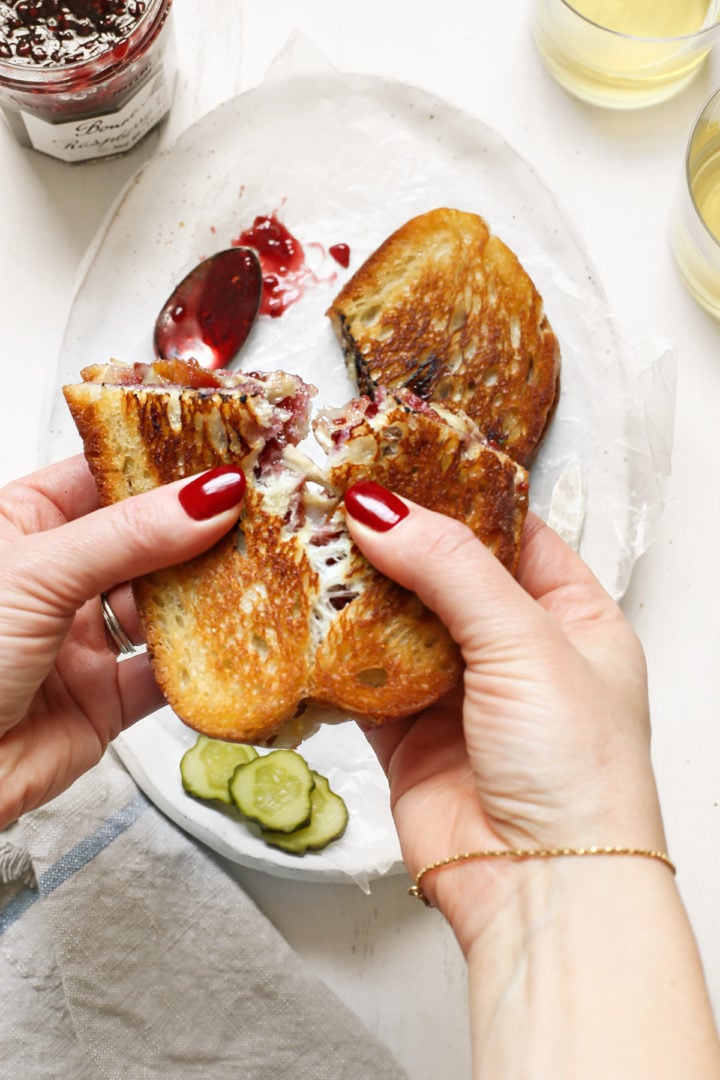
20, 65, 174, 162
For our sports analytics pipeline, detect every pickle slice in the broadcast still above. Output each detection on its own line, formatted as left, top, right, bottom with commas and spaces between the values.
229, 749, 314, 833
261, 772, 349, 854
180, 735, 258, 804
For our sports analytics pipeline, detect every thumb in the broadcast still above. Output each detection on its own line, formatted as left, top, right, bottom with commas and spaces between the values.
343, 479, 543, 659
6, 465, 246, 619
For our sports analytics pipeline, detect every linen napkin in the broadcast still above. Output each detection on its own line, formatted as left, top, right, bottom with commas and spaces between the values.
0, 749, 408, 1079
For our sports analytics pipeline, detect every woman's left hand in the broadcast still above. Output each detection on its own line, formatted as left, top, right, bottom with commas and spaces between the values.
0, 455, 245, 829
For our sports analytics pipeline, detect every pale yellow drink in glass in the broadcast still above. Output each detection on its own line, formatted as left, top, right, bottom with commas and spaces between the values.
531, 0, 720, 108
671, 90, 720, 318
692, 140, 720, 243
573, 0, 709, 37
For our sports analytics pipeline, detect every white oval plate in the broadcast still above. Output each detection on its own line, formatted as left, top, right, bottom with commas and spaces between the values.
45, 68, 654, 884
114, 707, 400, 888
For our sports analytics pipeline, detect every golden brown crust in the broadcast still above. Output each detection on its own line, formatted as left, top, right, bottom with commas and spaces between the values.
62, 382, 278, 501
315, 390, 529, 575
63, 375, 318, 744
136, 489, 318, 744
307, 391, 528, 721
327, 207, 561, 466
309, 577, 461, 721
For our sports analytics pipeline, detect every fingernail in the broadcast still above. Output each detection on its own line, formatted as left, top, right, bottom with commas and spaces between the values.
344, 480, 409, 532
179, 465, 246, 521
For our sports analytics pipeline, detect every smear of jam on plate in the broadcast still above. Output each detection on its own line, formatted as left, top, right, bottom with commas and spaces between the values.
329, 243, 350, 268
233, 213, 350, 318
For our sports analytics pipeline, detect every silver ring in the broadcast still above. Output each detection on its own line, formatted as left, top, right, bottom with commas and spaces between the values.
101, 593, 137, 656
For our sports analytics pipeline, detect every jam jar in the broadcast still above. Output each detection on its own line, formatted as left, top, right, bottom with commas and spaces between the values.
0, 0, 176, 162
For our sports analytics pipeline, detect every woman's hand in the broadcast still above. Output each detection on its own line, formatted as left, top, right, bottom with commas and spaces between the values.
0, 456, 245, 829
344, 482, 665, 943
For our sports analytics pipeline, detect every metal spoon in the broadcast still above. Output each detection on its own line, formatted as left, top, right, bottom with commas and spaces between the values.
153, 247, 262, 370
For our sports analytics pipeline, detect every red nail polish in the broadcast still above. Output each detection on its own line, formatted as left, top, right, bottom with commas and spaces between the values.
179, 465, 246, 521
344, 480, 409, 532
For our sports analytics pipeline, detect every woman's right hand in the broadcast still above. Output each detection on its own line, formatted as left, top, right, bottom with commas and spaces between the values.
345, 485, 720, 1080
344, 483, 666, 942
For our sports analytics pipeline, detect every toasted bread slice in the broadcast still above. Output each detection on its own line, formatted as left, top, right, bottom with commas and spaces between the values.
326, 207, 561, 466
64, 361, 527, 745
313, 388, 528, 574
65, 360, 314, 502
306, 389, 528, 721
134, 489, 318, 744
64, 360, 320, 744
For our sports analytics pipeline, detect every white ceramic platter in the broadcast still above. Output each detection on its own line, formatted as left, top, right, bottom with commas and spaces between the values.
113, 707, 400, 888
44, 68, 659, 883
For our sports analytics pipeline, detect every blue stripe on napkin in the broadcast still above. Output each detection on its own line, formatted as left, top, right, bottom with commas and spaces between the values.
0, 885, 36, 935
0, 790, 149, 938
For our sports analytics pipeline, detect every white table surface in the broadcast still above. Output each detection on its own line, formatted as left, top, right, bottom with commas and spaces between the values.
2, 3, 720, 1076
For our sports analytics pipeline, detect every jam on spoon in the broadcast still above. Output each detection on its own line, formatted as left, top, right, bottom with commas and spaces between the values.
153, 247, 262, 370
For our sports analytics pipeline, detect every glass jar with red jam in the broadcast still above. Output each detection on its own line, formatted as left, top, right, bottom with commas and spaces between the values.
0, 0, 176, 162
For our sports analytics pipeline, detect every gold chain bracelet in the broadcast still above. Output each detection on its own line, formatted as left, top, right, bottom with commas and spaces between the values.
409, 846, 677, 906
